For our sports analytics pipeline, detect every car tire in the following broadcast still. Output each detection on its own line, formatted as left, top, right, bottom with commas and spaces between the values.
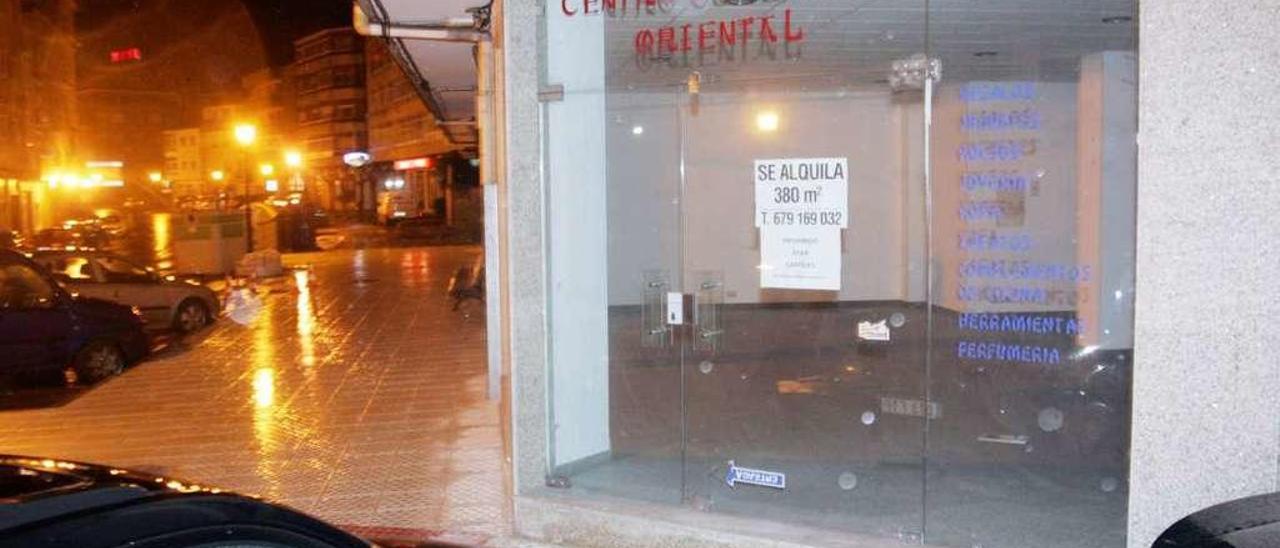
174, 299, 210, 334
73, 341, 125, 384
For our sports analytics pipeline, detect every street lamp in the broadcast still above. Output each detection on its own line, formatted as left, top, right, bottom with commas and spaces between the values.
211, 170, 225, 181
284, 150, 303, 169
233, 124, 257, 147
233, 123, 258, 252
343, 151, 372, 221
148, 171, 163, 183
259, 164, 275, 177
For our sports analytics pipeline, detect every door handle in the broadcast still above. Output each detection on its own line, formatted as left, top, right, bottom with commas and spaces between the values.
692, 271, 724, 354
641, 270, 672, 349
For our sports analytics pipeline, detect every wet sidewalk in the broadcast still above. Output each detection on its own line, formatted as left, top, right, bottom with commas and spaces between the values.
0, 246, 506, 545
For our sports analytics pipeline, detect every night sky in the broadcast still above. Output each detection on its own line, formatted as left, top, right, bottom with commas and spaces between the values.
77, 0, 352, 67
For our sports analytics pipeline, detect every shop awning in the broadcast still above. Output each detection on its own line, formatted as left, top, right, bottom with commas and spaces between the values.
353, 0, 490, 148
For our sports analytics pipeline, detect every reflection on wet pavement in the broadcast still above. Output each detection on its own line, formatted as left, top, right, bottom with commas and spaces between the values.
0, 246, 506, 543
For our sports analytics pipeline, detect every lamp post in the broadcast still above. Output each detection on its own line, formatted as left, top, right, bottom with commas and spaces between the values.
284, 150, 303, 194
233, 123, 257, 252
342, 151, 371, 222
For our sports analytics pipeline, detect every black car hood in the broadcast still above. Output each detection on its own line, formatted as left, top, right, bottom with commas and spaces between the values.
0, 456, 222, 532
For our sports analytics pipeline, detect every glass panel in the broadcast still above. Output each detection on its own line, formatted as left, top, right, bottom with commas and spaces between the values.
542, 5, 685, 504
543, 0, 933, 538
924, 1, 1137, 546
672, 1, 929, 538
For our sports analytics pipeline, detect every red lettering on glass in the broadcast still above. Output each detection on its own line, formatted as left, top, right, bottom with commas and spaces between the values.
658, 26, 677, 54
718, 20, 736, 46
759, 15, 778, 43
698, 22, 715, 49
739, 16, 755, 43
784, 9, 804, 42
635, 29, 656, 55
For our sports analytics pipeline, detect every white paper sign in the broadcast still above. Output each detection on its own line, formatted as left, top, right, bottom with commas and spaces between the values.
759, 226, 842, 291
857, 320, 891, 342
754, 158, 848, 229
755, 157, 848, 291
666, 292, 684, 325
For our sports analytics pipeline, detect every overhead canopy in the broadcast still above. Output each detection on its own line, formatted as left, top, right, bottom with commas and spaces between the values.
354, 0, 489, 148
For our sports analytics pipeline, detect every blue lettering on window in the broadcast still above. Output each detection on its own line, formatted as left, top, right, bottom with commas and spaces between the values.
961, 108, 1042, 131
957, 313, 1084, 336
957, 230, 1034, 253
959, 260, 1092, 282
956, 340, 1062, 364
956, 285, 1048, 304
959, 202, 1006, 222
959, 82, 1037, 103
962, 172, 1029, 193
956, 140, 1033, 162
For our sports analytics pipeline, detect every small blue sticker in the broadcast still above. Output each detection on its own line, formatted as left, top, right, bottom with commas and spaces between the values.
725, 460, 786, 490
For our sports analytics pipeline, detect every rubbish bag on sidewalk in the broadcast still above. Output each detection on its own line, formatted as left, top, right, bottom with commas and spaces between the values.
235, 249, 284, 279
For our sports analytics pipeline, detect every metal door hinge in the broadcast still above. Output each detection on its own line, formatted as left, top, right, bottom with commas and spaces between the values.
889, 54, 941, 92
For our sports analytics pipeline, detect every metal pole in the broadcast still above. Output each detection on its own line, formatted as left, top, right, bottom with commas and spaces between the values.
244, 153, 254, 253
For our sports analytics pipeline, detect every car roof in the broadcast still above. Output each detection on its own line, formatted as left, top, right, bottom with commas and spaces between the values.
31, 250, 104, 258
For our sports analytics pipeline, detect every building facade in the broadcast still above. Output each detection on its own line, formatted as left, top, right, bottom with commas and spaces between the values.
292, 28, 368, 212
365, 38, 446, 220
446, 1, 1280, 548
162, 128, 203, 198
0, 0, 75, 233
76, 0, 267, 188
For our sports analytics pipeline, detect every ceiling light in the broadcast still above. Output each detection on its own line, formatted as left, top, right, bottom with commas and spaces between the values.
755, 111, 779, 133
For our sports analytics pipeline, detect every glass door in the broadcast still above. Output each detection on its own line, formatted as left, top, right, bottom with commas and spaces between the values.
674, 2, 931, 540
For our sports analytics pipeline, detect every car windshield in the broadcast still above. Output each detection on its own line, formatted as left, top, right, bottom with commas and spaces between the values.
0, 264, 57, 310
93, 256, 151, 282
43, 256, 94, 281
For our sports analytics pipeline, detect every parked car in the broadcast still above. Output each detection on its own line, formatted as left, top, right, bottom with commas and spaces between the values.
0, 455, 375, 548
0, 249, 148, 385
0, 229, 21, 250
1155, 491, 1280, 547
31, 250, 219, 334
28, 227, 80, 250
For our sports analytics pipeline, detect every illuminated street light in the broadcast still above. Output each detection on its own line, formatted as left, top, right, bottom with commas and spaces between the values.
233, 124, 257, 147
259, 164, 275, 177
284, 150, 303, 168
211, 170, 225, 181
148, 171, 163, 183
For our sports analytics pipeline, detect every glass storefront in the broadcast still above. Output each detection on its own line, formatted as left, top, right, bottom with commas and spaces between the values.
539, 2, 1137, 546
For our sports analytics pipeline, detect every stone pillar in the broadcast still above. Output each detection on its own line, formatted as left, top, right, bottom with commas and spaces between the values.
1129, 3, 1280, 546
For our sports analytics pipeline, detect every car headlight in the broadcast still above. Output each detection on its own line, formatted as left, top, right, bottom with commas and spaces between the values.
131, 306, 144, 319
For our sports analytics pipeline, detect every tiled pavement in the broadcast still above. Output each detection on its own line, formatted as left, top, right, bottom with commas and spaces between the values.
0, 246, 508, 545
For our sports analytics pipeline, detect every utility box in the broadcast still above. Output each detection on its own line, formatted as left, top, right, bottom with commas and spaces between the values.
173, 212, 248, 275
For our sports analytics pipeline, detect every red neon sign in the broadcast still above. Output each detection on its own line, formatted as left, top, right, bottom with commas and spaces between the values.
110, 48, 142, 63
393, 157, 431, 171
